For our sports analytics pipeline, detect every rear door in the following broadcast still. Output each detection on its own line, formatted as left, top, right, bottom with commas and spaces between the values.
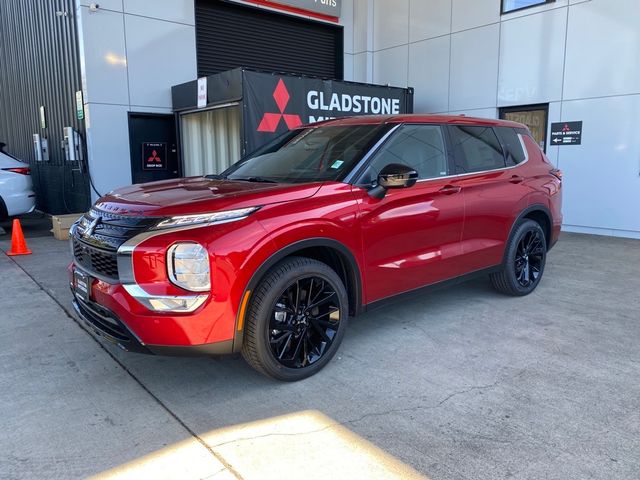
353, 124, 466, 303
447, 124, 530, 271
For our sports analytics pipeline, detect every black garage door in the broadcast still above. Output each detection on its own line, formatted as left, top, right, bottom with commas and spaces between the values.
195, 0, 343, 80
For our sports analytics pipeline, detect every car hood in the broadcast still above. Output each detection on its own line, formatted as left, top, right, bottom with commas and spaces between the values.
93, 176, 323, 217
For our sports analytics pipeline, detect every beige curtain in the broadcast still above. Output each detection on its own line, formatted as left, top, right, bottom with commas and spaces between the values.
181, 105, 241, 176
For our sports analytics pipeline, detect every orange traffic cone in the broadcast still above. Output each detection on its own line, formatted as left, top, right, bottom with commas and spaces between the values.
6, 219, 32, 256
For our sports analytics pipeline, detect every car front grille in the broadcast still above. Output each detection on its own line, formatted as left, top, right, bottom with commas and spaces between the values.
71, 208, 161, 282
72, 238, 119, 279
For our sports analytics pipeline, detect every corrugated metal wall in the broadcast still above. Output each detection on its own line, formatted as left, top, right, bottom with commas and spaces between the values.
0, 0, 90, 214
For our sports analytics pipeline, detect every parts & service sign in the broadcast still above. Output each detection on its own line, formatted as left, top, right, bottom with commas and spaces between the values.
550, 121, 582, 146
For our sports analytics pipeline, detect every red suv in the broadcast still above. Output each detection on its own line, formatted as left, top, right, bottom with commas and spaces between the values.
70, 115, 562, 380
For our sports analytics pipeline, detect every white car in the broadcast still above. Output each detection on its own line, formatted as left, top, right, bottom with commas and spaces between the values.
0, 144, 36, 220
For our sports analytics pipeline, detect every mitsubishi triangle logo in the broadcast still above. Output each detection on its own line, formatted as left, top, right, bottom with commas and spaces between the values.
147, 149, 161, 163
257, 79, 302, 132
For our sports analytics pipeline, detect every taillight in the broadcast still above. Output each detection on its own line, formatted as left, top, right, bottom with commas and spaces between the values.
2, 167, 31, 175
550, 168, 563, 181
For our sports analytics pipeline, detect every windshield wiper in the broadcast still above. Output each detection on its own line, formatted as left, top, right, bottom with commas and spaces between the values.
231, 176, 279, 184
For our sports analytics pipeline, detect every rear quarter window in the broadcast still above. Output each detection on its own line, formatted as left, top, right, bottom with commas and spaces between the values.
496, 127, 528, 166
449, 125, 506, 174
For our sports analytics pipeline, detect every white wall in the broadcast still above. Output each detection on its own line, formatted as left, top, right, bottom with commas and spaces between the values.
75, 0, 197, 199
345, 0, 640, 239
76, 0, 355, 200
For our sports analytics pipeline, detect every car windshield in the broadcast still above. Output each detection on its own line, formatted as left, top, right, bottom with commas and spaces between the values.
222, 125, 382, 184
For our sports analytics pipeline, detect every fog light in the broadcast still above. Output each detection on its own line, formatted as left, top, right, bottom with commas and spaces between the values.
167, 242, 211, 292
122, 284, 208, 313
147, 296, 206, 312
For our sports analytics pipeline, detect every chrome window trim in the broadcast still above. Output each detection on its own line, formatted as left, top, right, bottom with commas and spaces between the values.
349, 123, 531, 188
414, 151, 530, 184
414, 131, 531, 184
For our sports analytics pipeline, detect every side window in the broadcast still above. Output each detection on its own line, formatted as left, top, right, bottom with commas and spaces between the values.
362, 124, 448, 184
496, 127, 527, 166
449, 125, 506, 173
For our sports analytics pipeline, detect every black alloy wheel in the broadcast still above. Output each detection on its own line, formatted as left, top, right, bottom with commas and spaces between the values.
490, 219, 547, 296
242, 257, 348, 381
269, 276, 341, 368
514, 229, 545, 287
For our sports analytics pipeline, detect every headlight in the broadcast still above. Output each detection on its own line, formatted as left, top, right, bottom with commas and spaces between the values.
153, 207, 260, 230
167, 242, 211, 292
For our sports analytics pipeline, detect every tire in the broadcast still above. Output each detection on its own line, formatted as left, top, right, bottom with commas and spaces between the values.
490, 219, 547, 296
241, 256, 349, 381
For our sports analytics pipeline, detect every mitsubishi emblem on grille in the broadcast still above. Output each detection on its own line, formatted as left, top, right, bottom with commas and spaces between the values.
83, 216, 101, 238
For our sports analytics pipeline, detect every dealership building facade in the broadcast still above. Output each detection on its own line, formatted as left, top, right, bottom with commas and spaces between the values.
1, 0, 639, 238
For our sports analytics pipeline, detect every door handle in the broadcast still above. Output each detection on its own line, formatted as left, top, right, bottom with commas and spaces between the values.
509, 175, 524, 184
439, 185, 461, 195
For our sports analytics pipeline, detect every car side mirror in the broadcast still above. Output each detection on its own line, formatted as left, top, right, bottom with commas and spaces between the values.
368, 163, 418, 199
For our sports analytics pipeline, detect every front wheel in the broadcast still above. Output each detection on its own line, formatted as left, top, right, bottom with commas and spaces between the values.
241, 257, 348, 381
490, 219, 547, 296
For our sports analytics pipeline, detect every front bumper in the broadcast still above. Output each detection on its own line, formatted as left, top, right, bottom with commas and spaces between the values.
68, 211, 248, 353
71, 291, 234, 356
72, 293, 150, 354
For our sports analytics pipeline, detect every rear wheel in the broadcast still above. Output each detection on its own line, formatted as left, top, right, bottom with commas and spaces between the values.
491, 219, 547, 296
241, 257, 348, 381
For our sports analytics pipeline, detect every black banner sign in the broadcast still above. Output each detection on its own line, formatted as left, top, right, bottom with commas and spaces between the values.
243, 71, 412, 153
142, 142, 167, 170
550, 121, 582, 146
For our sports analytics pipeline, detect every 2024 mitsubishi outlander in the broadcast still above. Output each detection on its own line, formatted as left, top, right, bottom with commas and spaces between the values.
70, 115, 562, 380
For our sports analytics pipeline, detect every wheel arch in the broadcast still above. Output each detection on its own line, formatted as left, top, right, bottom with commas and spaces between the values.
232, 238, 363, 352
504, 204, 553, 264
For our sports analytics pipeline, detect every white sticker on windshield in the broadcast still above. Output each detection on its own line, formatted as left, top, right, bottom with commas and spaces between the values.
330, 160, 344, 169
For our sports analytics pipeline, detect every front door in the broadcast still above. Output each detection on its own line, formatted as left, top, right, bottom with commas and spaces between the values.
353, 124, 466, 303
128, 113, 180, 184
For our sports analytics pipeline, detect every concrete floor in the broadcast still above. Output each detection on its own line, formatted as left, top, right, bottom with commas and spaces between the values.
1, 221, 639, 479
